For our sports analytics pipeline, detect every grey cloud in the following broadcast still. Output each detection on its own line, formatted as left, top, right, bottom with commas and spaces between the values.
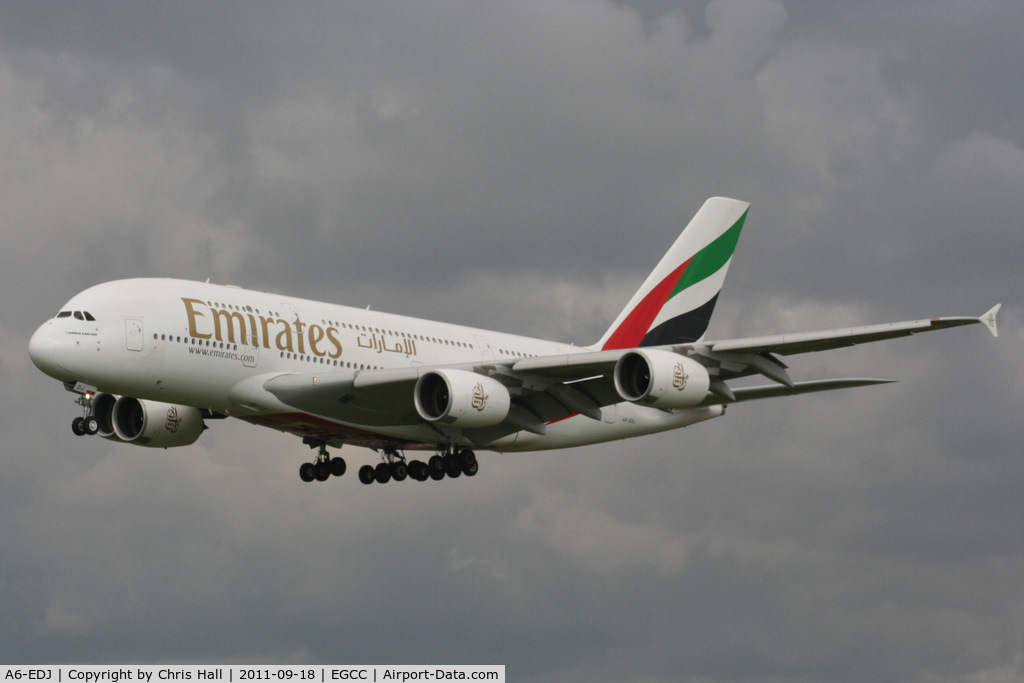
1, 1, 1021, 680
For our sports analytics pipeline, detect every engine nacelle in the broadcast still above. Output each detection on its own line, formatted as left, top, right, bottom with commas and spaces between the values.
614, 349, 710, 408
111, 397, 205, 448
414, 369, 511, 428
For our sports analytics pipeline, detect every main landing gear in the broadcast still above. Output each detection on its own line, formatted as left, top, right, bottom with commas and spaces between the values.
357, 446, 478, 486
298, 439, 346, 483
298, 442, 479, 485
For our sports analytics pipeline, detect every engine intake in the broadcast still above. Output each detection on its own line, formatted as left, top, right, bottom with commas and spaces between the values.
614, 349, 710, 408
90, 392, 120, 439
112, 397, 205, 448
414, 369, 511, 428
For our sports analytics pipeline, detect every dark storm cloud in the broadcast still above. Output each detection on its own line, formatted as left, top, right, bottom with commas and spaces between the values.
1, 1, 1021, 680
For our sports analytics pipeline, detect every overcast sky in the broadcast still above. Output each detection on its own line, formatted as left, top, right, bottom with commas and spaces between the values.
1, 1, 1022, 679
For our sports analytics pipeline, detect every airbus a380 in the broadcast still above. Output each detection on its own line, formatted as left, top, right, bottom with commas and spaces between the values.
29, 197, 1000, 485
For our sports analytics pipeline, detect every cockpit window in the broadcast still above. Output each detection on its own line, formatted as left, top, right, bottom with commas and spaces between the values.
57, 310, 95, 321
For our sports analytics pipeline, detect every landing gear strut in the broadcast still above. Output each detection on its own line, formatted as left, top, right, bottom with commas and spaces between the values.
299, 439, 346, 483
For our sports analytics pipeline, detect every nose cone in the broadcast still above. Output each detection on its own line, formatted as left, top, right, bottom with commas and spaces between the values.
29, 322, 61, 378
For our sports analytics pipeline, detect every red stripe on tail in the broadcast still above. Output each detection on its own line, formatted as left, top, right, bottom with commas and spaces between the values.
601, 258, 692, 350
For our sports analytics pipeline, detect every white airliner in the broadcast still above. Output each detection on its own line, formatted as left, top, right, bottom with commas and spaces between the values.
29, 197, 1000, 485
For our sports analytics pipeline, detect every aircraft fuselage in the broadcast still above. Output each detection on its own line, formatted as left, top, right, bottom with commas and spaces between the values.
29, 278, 720, 453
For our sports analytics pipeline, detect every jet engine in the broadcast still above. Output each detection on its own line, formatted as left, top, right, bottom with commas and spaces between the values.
414, 369, 511, 428
613, 349, 710, 408
111, 397, 205, 448
90, 392, 120, 439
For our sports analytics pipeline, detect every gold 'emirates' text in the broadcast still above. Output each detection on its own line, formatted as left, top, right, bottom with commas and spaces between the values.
182, 298, 343, 358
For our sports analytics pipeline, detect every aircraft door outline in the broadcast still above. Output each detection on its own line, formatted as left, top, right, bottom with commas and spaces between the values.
125, 318, 144, 351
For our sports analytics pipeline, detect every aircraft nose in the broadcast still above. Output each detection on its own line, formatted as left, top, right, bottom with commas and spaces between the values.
28, 322, 58, 376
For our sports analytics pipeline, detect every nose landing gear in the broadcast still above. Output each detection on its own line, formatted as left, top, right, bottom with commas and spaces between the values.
71, 392, 101, 436
72, 415, 99, 436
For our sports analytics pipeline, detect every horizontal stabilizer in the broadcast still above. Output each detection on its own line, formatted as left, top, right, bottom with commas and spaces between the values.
701, 378, 895, 405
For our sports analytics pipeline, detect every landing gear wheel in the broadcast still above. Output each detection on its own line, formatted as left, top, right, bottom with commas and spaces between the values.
314, 461, 331, 482
409, 460, 428, 481
463, 461, 479, 477
358, 465, 376, 485
329, 457, 347, 477
374, 462, 392, 484
443, 454, 462, 478
458, 449, 477, 468
428, 455, 445, 477
83, 416, 100, 435
72, 417, 86, 436
299, 462, 316, 482
390, 461, 408, 482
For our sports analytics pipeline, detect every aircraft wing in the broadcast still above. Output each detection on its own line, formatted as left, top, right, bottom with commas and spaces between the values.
687, 305, 1001, 389
262, 305, 999, 445
264, 365, 426, 427
705, 304, 1001, 356
262, 352, 630, 446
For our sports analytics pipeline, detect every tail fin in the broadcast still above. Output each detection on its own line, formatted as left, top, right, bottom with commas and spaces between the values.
597, 197, 749, 350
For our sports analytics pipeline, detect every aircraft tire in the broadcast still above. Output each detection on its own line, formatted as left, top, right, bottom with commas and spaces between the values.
459, 449, 477, 468
463, 461, 479, 477
83, 416, 100, 435
429, 466, 445, 481
314, 462, 331, 482
299, 462, 315, 482
408, 460, 426, 481
72, 417, 86, 436
358, 465, 376, 485
428, 455, 444, 476
443, 455, 462, 478
374, 463, 392, 484
329, 457, 347, 477
390, 462, 408, 482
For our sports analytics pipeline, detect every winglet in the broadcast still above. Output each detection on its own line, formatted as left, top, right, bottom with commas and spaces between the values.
980, 304, 1001, 338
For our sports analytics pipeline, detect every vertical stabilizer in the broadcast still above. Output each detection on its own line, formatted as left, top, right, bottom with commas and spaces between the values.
597, 197, 749, 350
